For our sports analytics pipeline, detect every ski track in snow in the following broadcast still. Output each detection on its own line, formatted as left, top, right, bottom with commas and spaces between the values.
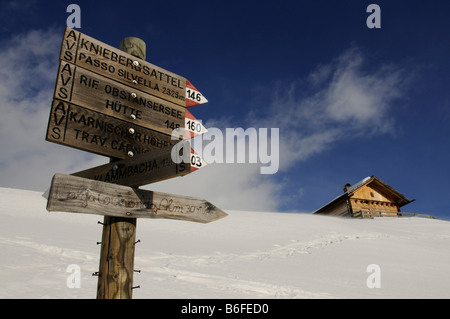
2, 188, 450, 299
147, 266, 333, 299
0, 236, 97, 262
139, 232, 382, 265
134, 232, 383, 298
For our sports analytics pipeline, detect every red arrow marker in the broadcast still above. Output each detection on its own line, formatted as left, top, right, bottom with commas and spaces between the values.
186, 79, 208, 107
190, 147, 206, 172
184, 109, 208, 139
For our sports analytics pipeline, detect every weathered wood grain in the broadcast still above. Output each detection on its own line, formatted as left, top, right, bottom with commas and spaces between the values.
96, 215, 136, 299
72, 142, 196, 187
120, 37, 146, 60
45, 99, 176, 159
54, 60, 185, 135
60, 27, 186, 106
47, 174, 228, 223
97, 36, 145, 300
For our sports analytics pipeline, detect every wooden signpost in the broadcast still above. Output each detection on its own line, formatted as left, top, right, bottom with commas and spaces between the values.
44, 27, 224, 299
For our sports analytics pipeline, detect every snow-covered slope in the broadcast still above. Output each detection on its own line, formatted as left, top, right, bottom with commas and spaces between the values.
1, 187, 449, 299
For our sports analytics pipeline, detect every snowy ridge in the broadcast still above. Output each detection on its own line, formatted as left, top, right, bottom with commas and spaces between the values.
1, 187, 449, 299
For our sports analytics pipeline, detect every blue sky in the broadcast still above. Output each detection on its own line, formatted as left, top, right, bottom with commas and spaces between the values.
0, 0, 449, 219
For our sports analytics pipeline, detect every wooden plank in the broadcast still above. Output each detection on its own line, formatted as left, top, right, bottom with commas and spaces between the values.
59, 27, 207, 107
72, 142, 205, 187
54, 60, 185, 136
45, 99, 177, 159
46, 174, 228, 223
96, 216, 136, 299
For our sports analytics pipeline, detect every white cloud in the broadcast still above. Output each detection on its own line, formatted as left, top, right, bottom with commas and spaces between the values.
0, 28, 104, 191
146, 163, 281, 212
254, 46, 408, 171
148, 117, 283, 212
323, 48, 404, 131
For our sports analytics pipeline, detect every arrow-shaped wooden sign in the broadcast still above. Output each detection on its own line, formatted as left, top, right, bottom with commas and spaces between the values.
72, 142, 205, 187
53, 60, 186, 136
46, 99, 177, 159
60, 27, 208, 108
47, 174, 227, 224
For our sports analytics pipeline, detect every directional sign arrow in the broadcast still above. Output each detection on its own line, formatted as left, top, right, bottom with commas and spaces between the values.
60, 27, 208, 108
53, 60, 208, 141
72, 141, 205, 187
186, 79, 208, 107
184, 109, 208, 139
53, 60, 186, 136
189, 147, 206, 172
47, 173, 227, 224
46, 99, 178, 159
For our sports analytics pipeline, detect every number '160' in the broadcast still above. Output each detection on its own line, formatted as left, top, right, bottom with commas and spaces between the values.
186, 120, 202, 133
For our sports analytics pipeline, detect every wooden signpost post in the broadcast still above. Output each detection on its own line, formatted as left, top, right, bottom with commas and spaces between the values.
44, 27, 225, 299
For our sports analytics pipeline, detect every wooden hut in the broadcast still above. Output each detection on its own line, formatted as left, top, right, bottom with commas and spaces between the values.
313, 176, 414, 218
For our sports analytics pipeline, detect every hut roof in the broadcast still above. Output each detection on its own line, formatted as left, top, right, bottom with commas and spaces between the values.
313, 176, 413, 215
